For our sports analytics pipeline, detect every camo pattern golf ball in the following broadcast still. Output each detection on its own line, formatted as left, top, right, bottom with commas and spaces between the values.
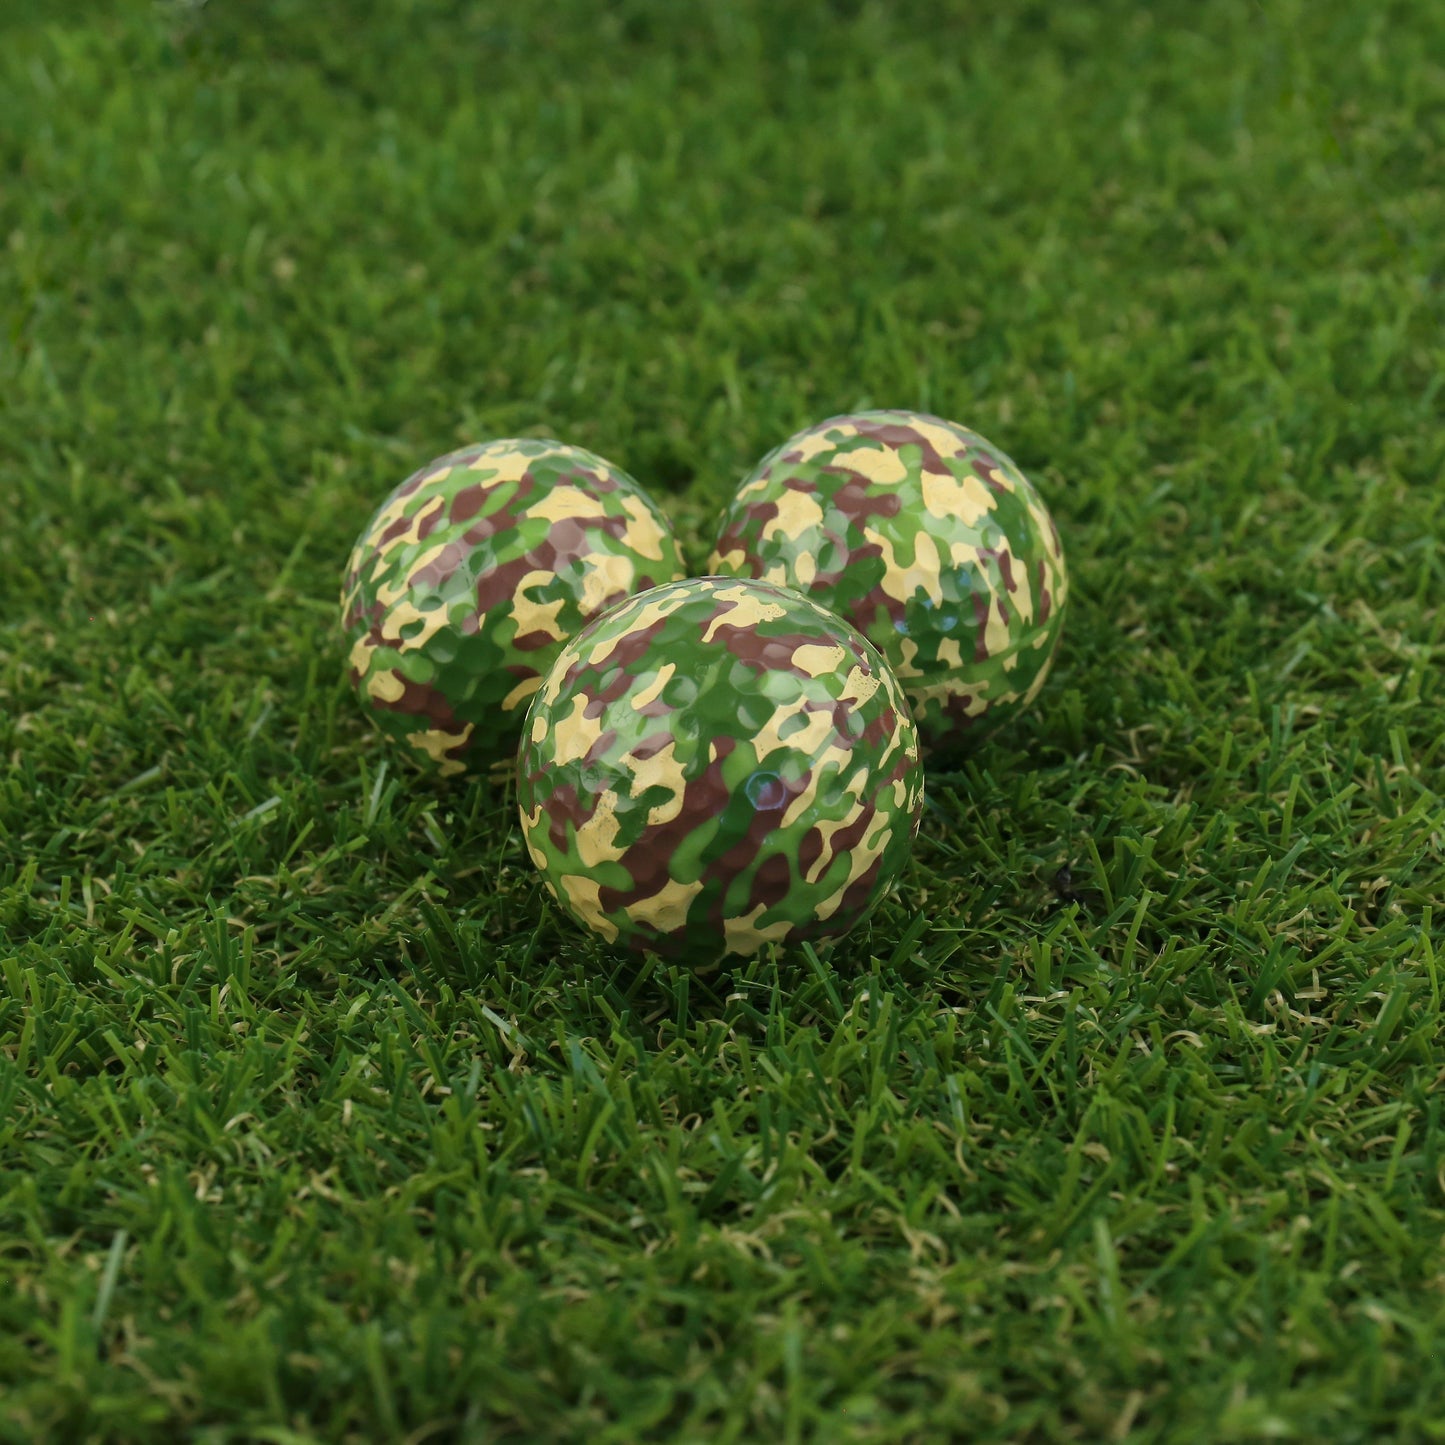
708, 410, 1067, 751
517, 577, 925, 958
341, 439, 685, 777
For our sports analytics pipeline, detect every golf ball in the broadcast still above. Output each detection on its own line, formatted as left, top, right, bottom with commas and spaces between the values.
341, 438, 685, 777
517, 576, 925, 958
708, 410, 1067, 752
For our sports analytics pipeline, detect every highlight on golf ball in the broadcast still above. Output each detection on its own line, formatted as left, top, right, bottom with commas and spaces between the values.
707, 409, 1067, 752
516, 576, 926, 959
340, 438, 685, 778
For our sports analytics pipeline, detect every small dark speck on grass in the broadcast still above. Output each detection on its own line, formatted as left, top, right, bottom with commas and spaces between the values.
1050, 863, 1095, 910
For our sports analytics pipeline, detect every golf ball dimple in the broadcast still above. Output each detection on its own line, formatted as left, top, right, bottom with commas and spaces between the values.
340, 438, 685, 778
516, 576, 926, 959
707, 409, 1068, 753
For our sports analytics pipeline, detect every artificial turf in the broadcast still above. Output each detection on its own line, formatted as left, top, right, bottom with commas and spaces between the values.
2, 0, 1443, 1439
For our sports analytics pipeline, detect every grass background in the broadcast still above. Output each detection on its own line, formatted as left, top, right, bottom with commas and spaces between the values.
2, 0, 1443, 1439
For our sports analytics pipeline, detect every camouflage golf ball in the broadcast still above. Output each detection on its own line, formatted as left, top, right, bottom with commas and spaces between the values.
517, 576, 925, 959
340, 438, 685, 778
708, 410, 1067, 752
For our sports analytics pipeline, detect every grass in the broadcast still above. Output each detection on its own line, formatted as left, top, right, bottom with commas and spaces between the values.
1, 0, 1443, 1439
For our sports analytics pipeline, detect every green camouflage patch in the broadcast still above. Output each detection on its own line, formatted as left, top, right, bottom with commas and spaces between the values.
708, 410, 1067, 752
340, 438, 685, 778
517, 576, 925, 959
